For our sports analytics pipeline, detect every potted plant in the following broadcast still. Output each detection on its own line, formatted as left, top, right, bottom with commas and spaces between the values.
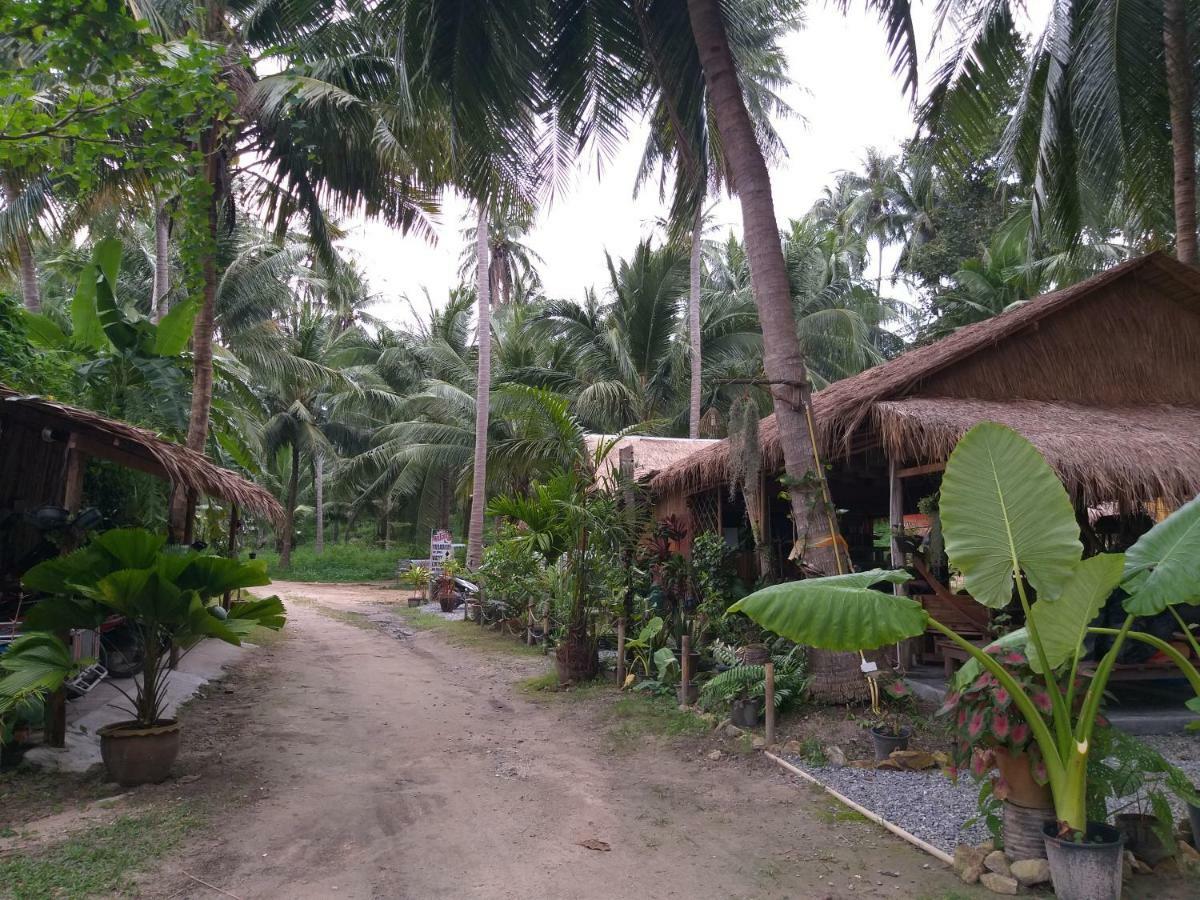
727, 423, 1200, 900
15, 528, 285, 786
868, 712, 911, 762
405, 564, 429, 607
436, 558, 462, 612
700, 641, 806, 728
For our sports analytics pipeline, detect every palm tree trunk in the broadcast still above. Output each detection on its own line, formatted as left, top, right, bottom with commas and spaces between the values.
169, 128, 224, 539
4, 183, 40, 312
151, 197, 170, 322
466, 206, 491, 570
1164, 0, 1197, 265
688, 206, 703, 439
686, 0, 843, 575
314, 451, 325, 555
438, 471, 452, 530
280, 442, 299, 569
687, 0, 865, 704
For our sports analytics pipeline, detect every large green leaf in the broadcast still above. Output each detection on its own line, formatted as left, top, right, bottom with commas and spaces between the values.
0, 633, 76, 714
70, 266, 105, 350
227, 596, 287, 632
940, 423, 1082, 609
1028, 554, 1125, 674
21, 312, 69, 349
22, 547, 108, 594
1122, 494, 1200, 616
91, 528, 166, 570
727, 570, 925, 651
177, 556, 271, 599
21, 594, 108, 632
154, 296, 199, 357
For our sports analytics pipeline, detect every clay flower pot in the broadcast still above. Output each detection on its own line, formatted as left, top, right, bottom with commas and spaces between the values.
98, 719, 182, 786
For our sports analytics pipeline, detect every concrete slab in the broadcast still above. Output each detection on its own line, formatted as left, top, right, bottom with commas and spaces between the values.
902, 665, 1200, 735
25, 640, 250, 774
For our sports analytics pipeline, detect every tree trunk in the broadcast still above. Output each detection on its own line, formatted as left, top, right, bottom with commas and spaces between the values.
1164, 0, 1197, 265
5, 183, 40, 312
151, 197, 170, 322
314, 451, 325, 555
688, 206, 703, 439
438, 471, 452, 530
466, 206, 491, 570
169, 129, 223, 538
687, 0, 863, 704
279, 442, 299, 569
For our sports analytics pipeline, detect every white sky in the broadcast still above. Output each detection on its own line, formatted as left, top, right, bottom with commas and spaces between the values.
340, 3, 951, 329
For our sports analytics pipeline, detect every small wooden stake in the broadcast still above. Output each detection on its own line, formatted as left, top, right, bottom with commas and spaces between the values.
764, 661, 776, 745
680, 634, 691, 696
616, 618, 626, 686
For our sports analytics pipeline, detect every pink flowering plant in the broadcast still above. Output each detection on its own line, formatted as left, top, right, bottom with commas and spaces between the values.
729, 423, 1200, 838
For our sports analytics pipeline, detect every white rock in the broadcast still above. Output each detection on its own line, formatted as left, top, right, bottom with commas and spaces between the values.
1009, 857, 1050, 886
979, 872, 1019, 895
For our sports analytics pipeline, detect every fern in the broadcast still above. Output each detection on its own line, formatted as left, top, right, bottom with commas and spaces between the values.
699, 646, 807, 712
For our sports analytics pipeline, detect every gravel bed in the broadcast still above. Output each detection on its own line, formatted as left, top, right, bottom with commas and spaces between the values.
784, 735, 1200, 856
782, 757, 989, 854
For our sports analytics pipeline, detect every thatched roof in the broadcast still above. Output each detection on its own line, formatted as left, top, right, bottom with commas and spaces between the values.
651, 252, 1200, 507
874, 399, 1200, 506
585, 434, 719, 488
0, 387, 284, 524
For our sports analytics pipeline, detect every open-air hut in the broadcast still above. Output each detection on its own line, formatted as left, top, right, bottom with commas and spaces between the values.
0, 387, 283, 575
650, 252, 1200, 663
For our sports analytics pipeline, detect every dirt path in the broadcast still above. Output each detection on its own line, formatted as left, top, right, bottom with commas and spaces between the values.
149, 582, 976, 900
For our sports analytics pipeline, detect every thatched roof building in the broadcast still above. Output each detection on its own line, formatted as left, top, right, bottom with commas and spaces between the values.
585, 434, 719, 489
652, 252, 1200, 509
0, 386, 283, 525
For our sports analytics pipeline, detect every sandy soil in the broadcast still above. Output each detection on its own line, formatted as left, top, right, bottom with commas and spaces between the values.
142, 581, 980, 900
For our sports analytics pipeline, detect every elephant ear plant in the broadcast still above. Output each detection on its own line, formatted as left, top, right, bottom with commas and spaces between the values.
729, 423, 1200, 841
6, 527, 285, 783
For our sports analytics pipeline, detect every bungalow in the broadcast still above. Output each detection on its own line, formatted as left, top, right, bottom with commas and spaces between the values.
650, 252, 1200, 668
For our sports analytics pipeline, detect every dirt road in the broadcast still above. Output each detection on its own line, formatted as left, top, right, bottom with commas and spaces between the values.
150, 582, 975, 899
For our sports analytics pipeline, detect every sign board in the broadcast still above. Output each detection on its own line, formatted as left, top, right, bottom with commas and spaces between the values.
429, 529, 454, 580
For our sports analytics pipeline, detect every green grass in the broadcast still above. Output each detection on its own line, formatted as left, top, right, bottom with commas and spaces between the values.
256, 543, 417, 583
0, 803, 198, 899
516, 672, 560, 694
603, 693, 710, 753
398, 610, 544, 657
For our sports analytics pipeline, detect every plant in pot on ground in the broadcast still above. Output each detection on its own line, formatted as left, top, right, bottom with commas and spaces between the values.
867, 680, 913, 762
404, 564, 429, 606
726, 423, 1200, 900
700, 640, 806, 728
9, 527, 285, 786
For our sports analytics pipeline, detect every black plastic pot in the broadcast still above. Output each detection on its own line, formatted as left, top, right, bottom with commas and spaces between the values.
1189, 802, 1200, 850
730, 697, 761, 728
1114, 813, 1171, 865
1042, 821, 1124, 900
869, 724, 911, 761
676, 681, 699, 705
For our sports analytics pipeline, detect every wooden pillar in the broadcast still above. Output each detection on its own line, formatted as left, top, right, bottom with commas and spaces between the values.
182, 490, 197, 545
764, 661, 776, 745
46, 441, 88, 748
223, 504, 239, 610
888, 458, 911, 671
616, 618, 626, 686
680, 634, 692, 705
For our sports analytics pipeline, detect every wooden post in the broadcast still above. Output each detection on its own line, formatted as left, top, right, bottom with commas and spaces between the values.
223, 504, 239, 610
680, 634, 691, 701
764, 661, 776, 746
616, 618, 626, 686
888, 458, 910, 671
46, 442, 87, 748
542, 609, 550, 656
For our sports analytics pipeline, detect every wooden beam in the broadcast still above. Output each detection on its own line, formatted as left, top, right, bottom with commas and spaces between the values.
897, 462, 945, 479
888, 459, 905, 572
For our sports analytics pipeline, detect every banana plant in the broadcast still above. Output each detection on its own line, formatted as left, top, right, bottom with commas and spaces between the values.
728, 423, 1200, 836
13, 528, 285, 728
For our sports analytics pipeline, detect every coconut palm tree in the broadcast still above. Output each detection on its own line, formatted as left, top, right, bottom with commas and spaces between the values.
635, 0, 794, 439
457, 208, 544, 306
922, 0, 1193, 260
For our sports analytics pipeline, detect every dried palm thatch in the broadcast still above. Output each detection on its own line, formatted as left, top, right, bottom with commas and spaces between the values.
875, 399, 1200, 507
0, 387, 284, 524
651, 252, 1200, 509
584, 434, 718, 489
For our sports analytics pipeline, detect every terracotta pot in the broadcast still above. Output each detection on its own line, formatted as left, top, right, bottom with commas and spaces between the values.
994, 747, 1052, 809
1042, 821, 1124, 900
98, 719, 181, 786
